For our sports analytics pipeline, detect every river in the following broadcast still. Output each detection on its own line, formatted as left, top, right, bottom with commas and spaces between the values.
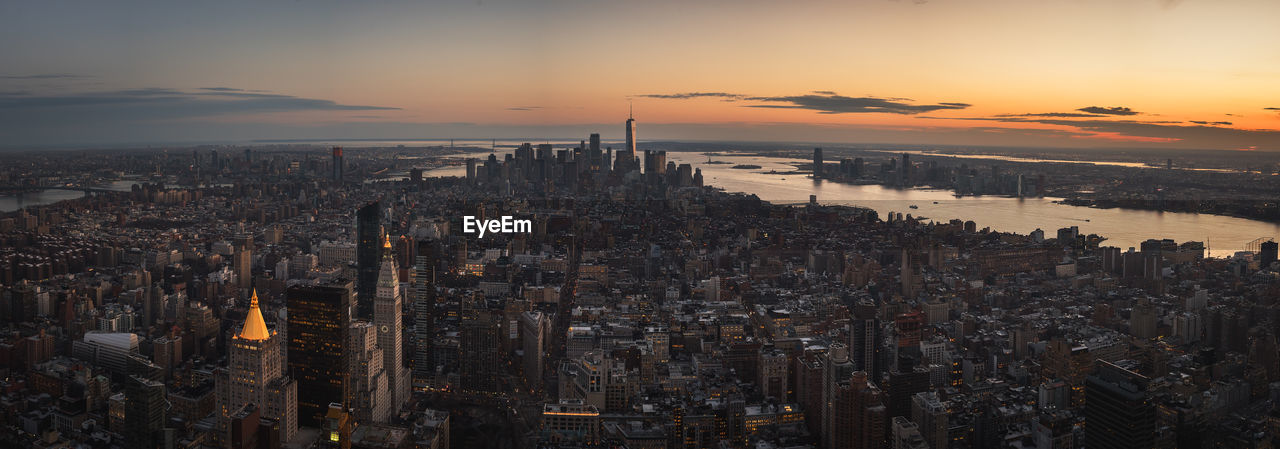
426, 150, 1278, 258
7, 149, 1273, 258
0, 180, 138, 213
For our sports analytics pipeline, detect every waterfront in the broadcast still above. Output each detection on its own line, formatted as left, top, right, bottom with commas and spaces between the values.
8, 147, 1273, 258
429, 150, 1278, 257
0, 180, 139, 213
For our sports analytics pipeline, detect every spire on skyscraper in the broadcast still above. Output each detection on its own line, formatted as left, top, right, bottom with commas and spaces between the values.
238, 289, 270, 341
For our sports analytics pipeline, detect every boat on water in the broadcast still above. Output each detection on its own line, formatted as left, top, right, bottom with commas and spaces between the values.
909, 205, 919, 209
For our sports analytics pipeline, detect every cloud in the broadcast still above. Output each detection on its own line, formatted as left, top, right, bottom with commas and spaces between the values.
1266, 107, 1280, 111
0, 73, 86, 80
637, 91, 970, 114
1077, 106, 1140, 116
996, 112, 1107, 118
742, 94, 971, 114
506, 106, 543, 111
635, 92, 746, 100
1189, 121, 1232, 125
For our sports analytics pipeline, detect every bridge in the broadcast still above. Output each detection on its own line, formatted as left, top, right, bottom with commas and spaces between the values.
0, 185, 123, 195
1245, 237, 1276, 253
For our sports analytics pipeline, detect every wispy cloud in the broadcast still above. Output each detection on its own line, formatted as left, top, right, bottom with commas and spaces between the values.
1077, 106, 1140, 116
996, 112, 1107, 118
638, 91, 971, 115
1190, 120, 1232, 125
506, 106, 544, 111
635, 92, 746, 100
743, 94, 970, 114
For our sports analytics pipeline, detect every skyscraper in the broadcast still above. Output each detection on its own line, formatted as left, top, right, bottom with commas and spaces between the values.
813, 148, 823, 178
347, 321, 389, 422
625, 107, 637, 164
520, 311, 550, 393
1084, 360, 1155, 449
459, 309, 503, 393
356, 201, 382, 319
901, 152, 911, 186
124, 375, 167, 449
588, 133, 601, 170
412, 239, 439, 389
828, 370, 886, 449
235, 248, 252, 290
821, 344, 855, 448
287, 280, 353, 427
1261, 240, 1278, 268
849, 300, 883, 383
218, 289, 298, 443
374, 234, 410, 413
332, 147, 344, 182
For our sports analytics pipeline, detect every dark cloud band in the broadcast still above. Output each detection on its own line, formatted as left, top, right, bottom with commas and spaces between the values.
637, 91, 970, 115
1077, 106, 1139, 116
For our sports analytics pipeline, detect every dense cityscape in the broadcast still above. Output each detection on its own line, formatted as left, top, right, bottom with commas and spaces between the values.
2, 111, 1279, 449
6, 1, 1280, 448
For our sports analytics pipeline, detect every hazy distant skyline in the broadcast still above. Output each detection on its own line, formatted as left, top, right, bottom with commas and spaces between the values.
3, 0, 1280, 150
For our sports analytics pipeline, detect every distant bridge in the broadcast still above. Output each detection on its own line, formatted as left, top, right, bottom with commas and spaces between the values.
0, 185, 123, 195
1245, 237, 1276, 253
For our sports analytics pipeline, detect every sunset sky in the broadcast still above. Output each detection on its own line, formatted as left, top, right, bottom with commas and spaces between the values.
2, 0, 1280, 149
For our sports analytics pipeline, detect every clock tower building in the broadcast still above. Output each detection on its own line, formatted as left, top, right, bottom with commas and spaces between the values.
374, 234, 411, 414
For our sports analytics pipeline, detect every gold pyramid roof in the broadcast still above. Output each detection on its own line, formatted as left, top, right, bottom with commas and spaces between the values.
238, 289, 270, 341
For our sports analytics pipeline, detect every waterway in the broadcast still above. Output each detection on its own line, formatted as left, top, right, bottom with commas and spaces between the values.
426, 150, 1278, 257
7, 148, 1273, 258
0, 180, 138, 213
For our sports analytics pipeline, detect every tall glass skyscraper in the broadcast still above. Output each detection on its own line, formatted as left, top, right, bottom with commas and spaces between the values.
356, 201, 382, 319
286, 279, 353, 427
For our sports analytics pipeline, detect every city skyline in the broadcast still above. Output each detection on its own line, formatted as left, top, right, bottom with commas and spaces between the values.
7, 2, 1280, 448
3, 0, 1280, 150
